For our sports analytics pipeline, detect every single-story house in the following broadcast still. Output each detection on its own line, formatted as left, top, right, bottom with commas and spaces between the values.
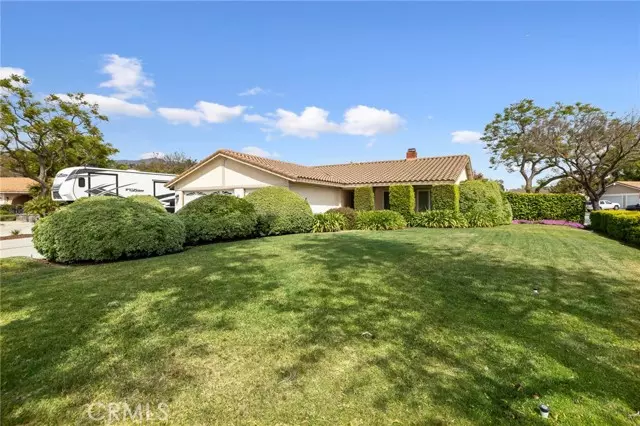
0, 177, 37, 206
167, 148, 472, 213
602, 181, 640, 208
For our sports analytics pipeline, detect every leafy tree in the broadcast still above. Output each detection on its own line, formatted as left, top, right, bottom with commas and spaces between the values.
132, 151, 197, 175
546, 177, 584, 194
618, 160, 640, 181
0, 74, 117, 195
541, 103, 640, 209
482, 99, 555, 193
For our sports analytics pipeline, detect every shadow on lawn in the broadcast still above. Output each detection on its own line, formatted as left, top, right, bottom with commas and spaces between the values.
1, 231, 639, 424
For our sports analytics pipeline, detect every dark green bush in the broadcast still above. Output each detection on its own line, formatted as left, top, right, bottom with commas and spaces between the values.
33, 197, 185, 263
312, 213, 346, 233
355, 210, 406, 231
0, 214, 17, 221
431, 185, 460, 212
177, 194, 257, 244
409, 210, 468, 228
326, 207, 357, 230
245, 186, 313, 235
24, 196, 60, 217
389, 184, 415, 219
129, 195, 166, 212
354, 186, 374, 211
0, 204, 12, 214
504, 193, 585, 223
459, 180, 510, 227
590, 210, 640, 246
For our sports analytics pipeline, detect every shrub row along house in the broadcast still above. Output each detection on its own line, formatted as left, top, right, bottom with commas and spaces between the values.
166, 148, 473, 213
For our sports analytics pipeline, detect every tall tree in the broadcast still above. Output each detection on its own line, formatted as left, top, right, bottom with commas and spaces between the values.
546, 177, 584, 194
541, 103, 640, 209
0, 74, 117, 195
482, 99, 555, 193
617, 160, 640, 181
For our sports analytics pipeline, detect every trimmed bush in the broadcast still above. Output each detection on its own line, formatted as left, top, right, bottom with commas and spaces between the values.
590, 210, 640, 246
459, 180, 510, 227
409, 210, 468, 228
177, 194, 257, 244
326, 207, 357, 230
504, 193, 585, 224
245, 186, 313, 235
33, 197, 185, 263
431, 185, 460, 212
389, 184, 415, 219
0, 205, 12, 214
354, 186, 374, 211
0, 214, 17, 221
312, 213, 346, 233
24, 196, 60, 217
129, 195, 166, 212
355, 210, 406, 231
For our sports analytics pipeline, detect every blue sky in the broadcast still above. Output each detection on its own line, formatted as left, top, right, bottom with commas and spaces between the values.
2, 2, 638, 188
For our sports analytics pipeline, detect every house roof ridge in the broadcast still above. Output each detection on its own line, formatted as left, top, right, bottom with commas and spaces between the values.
312, 154, 471, 168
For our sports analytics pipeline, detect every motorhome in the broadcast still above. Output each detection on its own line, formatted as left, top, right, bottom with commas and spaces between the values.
52, 167, 176, 212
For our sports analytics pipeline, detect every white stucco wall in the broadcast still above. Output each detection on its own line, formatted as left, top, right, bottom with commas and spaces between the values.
289, 183, 343, 213
173, 156, 290, 210
455, 169, 468, 184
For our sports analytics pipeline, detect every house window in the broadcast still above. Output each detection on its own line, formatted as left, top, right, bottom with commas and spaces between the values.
417, 190, 430, 211
383, 191, 390, 209
78, 177, 86, 188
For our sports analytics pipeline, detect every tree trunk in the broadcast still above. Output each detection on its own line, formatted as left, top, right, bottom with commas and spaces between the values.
38, 164, 49, 197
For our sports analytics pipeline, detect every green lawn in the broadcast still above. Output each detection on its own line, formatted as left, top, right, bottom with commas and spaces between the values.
1, 226, 639, 425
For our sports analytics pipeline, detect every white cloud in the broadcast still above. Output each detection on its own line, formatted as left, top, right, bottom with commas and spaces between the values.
0, 67, 26, 79
238, 86, 267, 96
157, 101, 246, 126
57, 93, 153, 117
99, 54, 154, 100
340, 105, 404, 136
241, 146, 279, 158
451, 130, 483, 143
243, 113, 269, 123
140, 152, 165, 160
247, 105, 404, 139
273, 106, 339, 138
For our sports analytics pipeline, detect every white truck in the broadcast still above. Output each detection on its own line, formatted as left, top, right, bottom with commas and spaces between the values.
51, 167, 176, 212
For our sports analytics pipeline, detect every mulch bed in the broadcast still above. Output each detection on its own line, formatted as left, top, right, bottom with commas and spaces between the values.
0, 234, 33, 241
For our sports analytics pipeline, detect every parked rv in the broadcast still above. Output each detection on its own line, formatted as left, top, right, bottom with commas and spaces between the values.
52, 167, 176, 212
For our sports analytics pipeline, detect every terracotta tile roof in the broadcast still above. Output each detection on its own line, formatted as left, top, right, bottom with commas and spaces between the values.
168, 149, 471, 188
613, 181, 640, 190
0, 177, 38, 193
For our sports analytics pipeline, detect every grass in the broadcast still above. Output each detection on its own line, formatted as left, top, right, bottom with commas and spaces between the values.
1, 225, 639, 425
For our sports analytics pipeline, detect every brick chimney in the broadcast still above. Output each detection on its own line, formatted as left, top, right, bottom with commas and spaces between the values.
406, 148, 417, 160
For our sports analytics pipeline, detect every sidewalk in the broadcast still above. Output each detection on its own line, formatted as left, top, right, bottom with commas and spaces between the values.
0, 237, 43, 259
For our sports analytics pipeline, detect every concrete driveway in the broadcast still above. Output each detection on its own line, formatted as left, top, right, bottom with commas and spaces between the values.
0, 221, 42, 259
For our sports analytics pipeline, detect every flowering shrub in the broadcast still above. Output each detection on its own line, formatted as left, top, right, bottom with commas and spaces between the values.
512, 219, 585, 229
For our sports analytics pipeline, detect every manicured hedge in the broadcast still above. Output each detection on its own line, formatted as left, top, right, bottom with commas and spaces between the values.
33, 197, 185, 263
129, 195, 166, 212
459, 181, 511, 227
0, 214, 17, 221
431, 185, 460, 212
245, 186, 313, 235
354, 186, 375, 211
409, 210, 468, 228
590, 210, 640, 246
326, 207, 357, 230
355, 210, 406, 231
389, 184, 415, 219
177, 194, 258, 244
504, 192, 585, 224
312, 213, 346, 233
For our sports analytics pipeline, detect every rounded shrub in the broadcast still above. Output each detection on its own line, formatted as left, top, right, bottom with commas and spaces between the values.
33, 197, 185, 263
128, 195, 166, 212
177, 194, 257, 244
326, 207, 357, 230
245, 187, 313, 235
355, 210, 407, 231
312, 212, 346, 233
